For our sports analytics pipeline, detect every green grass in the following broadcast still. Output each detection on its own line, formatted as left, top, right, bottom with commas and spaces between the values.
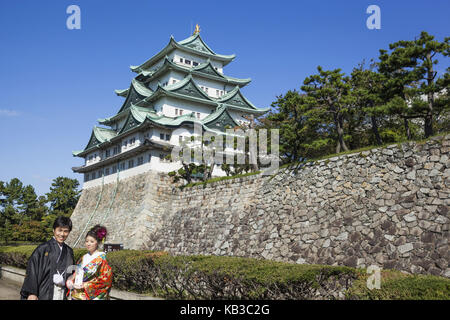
182, 171, 261, 188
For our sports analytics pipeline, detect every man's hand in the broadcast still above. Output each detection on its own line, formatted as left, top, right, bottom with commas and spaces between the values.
27, 294, 38, 300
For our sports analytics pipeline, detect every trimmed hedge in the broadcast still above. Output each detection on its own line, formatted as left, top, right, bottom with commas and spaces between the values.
347, 269, 450, 300
1, 245, 449, 300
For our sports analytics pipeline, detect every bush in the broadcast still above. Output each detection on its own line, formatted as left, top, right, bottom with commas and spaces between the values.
347, 269, 450, 300
1, 246, 449, 300
0, 245, 86, 268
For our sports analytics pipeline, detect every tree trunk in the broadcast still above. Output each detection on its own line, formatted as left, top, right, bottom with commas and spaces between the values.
371, 115, 383, 145
182, 162, 192, 184
404, 117, 411, 140
249, 115, 259, 171
424, 113, 433, 138
335, 114, 349, 153
425, 52, 434, 138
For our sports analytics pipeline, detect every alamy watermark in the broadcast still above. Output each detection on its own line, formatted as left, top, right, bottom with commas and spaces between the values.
170, 123, 280, 175
66, 5, 81, 30
366, 5, 381, 30
366, 265, 381, 289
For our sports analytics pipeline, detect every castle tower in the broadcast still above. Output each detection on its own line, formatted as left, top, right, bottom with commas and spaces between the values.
72, 30, 269, 189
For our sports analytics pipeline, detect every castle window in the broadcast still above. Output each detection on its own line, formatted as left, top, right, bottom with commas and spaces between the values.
137, 156, 144, 166
112, 165, 117, 174
92, 172, 96, 179
105, 149, 110, 158
175, 108, 178, 115
113, 146, 119, 155
84, 173, 89, 182
165, 134, 171, 141
185, 59, 191, 65
172, 79, 177, 84
120, 162, 125, 171
197, 112, 200, 119
105, 168, 110, 176
128, 159, 134, 169
180, 110, 183, 115
193, 61, 199, 66
160, 133, 164, 140
179, 57, 184, 63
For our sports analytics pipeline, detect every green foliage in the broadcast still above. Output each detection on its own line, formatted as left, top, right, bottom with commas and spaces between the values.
2, 246, 448, 300
347, 269, 450, 300
183, 171, 261, 189
263, 31, 449, 164
378, 31, 449, 138
46, 177, 80, 216
0, 176, 80, 243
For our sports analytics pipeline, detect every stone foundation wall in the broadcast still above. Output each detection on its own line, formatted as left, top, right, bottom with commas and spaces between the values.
68, 135, 450, 277
67, 171, 174, 249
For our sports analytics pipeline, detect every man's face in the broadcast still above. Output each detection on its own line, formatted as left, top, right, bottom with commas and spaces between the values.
53, 227, 70, 244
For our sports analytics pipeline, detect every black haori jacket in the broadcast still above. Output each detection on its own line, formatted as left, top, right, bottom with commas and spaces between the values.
20, 238, 75, 300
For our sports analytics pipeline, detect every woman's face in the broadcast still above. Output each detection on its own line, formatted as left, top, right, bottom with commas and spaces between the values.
85, 235, 98, 253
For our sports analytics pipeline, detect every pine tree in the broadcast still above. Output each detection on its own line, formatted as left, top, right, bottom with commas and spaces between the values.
379, 31, 449, 138
46, 177, 80, 217
302, 66, 353, 153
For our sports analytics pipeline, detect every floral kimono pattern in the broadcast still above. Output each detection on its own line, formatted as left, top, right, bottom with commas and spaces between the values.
71, 252, 113, 300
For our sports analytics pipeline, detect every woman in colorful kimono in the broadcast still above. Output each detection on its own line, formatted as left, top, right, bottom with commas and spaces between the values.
66, 225, 113, 300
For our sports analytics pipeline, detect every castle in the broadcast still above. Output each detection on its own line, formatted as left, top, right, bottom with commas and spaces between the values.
72, 26, 269, 189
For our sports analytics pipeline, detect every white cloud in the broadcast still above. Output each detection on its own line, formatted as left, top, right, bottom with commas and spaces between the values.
0, 109, 21, 117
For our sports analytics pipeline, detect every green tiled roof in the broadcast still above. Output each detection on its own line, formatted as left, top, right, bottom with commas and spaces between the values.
114, 88, 128, 97
74, 33, 269, 160
73, 104, 245, 157
138, 56, 251, 87
73, 126, 117, 156
130, 34, 235, 73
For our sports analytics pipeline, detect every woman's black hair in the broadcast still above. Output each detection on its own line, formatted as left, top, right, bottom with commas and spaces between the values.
86, 224, 107, 242
53, 216, 72, 231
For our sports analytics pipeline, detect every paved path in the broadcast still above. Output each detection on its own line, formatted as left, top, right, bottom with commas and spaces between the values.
0, 277, 22, 300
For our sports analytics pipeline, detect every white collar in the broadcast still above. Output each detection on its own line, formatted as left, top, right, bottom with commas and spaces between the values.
81, 251, 104, 268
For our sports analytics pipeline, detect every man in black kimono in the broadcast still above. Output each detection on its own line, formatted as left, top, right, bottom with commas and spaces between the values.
20, 216, 75, 300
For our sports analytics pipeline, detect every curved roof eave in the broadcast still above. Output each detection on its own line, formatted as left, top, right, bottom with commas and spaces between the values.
217, 86, 262, 111
139, 56, 250, 87
131, 35, 236, 73
177, 33, 235, 62
114, 88, 129, 97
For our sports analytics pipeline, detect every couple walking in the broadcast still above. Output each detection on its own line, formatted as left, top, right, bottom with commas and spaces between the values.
20, 216, 113, 300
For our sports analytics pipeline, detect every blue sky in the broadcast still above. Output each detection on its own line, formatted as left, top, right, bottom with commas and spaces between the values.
0, 0, 449, 196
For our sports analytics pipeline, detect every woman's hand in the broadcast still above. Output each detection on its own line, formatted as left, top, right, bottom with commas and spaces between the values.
73, 282, 83, 290
66, 278, 74, 290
